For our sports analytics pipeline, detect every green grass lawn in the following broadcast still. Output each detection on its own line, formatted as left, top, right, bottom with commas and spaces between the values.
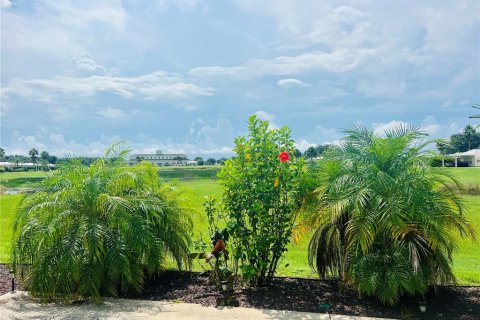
177, 179, 480, 282
0, 194, 22, 262
0, 168, 479, 284
442, 167, 480, 186
452, 195, 480, 285
159, 166, 220, 180
0, 171, 49, 188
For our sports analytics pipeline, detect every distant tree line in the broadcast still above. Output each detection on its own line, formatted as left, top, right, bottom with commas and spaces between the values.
0, 148, 59, 164
300, 144, 335, 159
192, 145, 334, 166
0, 147, 101, 171
0, 143, 337, 170
436, 125, 480, 154
193, 157, 228, 165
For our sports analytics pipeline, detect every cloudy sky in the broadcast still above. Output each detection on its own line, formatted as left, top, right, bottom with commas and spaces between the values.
1, 0, 479, 158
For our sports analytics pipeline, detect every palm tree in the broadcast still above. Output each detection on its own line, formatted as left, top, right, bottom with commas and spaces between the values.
12, 143, 192, 301
302, 125, 475, 305
470, 104, 480, 129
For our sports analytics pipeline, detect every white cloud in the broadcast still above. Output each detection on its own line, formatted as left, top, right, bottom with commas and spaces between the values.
6, 130, 119, 157
294, 139, 316, 152
42, 1, 127, 31
372, 117, 461, 139
420, 115, 460, 138
1, 0, 11, 9
72, 55, 108, 75
357, 78, 406, 97
189, 48, 374, 79
297, 124, 341, 150
254, 111, 278, 129
187, 118, 237, 147
2, 71, 215, 104
277, 78, 307, 88
6, 129, 237, 158
231, 0, 478, 100
372, 120, 411, 136
96, 107, 134, 120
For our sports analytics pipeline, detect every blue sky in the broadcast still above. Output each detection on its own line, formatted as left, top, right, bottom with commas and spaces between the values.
1, 0, 479, 158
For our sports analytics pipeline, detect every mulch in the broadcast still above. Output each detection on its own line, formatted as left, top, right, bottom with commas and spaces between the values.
1, 264, 479, 320
0, 264, 24, 294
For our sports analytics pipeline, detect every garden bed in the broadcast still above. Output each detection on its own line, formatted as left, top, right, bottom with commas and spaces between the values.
125, 271, 479, 320
1, 265, 479, 320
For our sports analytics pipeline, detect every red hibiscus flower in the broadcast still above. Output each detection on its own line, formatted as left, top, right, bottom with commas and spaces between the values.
278, 151, 290, 163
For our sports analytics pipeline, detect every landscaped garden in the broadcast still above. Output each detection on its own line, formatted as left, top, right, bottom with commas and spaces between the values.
1, 117, 479, 319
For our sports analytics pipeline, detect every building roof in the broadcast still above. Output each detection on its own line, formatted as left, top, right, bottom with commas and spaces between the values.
450, 149, 480, 157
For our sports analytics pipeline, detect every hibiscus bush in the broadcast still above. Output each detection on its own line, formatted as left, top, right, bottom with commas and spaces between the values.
218, 115, 305, 285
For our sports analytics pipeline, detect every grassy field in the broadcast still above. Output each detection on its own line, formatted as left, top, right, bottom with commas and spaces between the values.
452, 195, 480, 284
177, 179, 480, 283
0, 171, 49, 188
442, 167, 480, 186
0, 194, 22, 262
159, 166, 220, 180
0, 168, 479, 283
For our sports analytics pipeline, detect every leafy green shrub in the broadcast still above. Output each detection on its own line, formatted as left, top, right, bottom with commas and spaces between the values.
12, 143, 192, 301
429, 155, 470, 167
303, 126, 475, 305
219, 115, 305, 285
429, 155, 455, 167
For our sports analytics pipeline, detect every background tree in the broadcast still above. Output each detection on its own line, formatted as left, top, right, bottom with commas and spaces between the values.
39, 159, 50, 171
0, 148, 5, 160
48, 155, 58, 164
294, 148, 302, 158
450, 125, 480, 152
315, 144, 333, 156
217, 157, 228, 165
437, 125, 480, 153
470, 104, 480, 128
304, 146, 318, 159
40, 151, 49, 161
302, 125, 475, 305
205, 158, 216, 165
28, 148, 39, 163
12, 155, 24, 168
12, 143, 192, 301
194, 156, 204, 165
436, 141, 456, 155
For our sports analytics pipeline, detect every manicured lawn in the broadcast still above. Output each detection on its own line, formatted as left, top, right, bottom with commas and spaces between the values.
179, 179, 480, 283
0, 169, 479, 284
453, 195, 480, 285
442, 167, 480, 186
0, 171, 49, 188
177, 179, 222, 239
0, 194, 22, 262
159, 166, 220, 180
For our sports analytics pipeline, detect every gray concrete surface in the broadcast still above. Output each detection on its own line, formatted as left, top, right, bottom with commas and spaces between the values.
0, 291, 396, 320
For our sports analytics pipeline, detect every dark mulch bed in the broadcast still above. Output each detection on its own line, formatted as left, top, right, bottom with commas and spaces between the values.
2, 265, 479, 320
123, 271, 480, 320
0, 264, 24, 294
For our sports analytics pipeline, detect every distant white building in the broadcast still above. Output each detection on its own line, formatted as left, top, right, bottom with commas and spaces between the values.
0, 162, 55, 169
128, 150, 188, 166
449, 149, 480, 167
